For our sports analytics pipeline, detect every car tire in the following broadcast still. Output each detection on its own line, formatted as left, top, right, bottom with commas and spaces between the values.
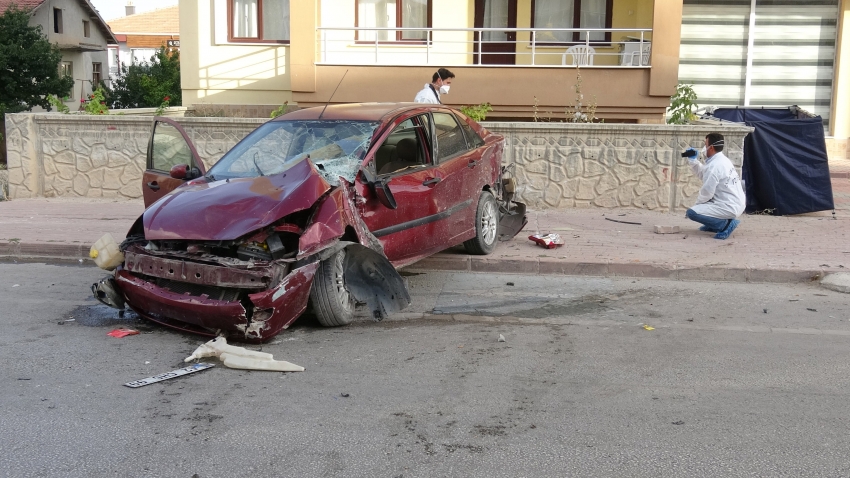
463, 190, 498, 255
310, 249, 356, 327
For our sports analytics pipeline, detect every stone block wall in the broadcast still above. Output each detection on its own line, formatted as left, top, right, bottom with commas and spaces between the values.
481, 122, 753, 211
0, 169, 8, 201
4, 113, 753, 212
4, 114, 266, 199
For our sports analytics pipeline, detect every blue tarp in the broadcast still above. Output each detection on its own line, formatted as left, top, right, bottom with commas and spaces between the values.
711, 107, 833, 216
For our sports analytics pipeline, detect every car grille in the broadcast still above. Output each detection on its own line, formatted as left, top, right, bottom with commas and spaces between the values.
155, 278, 242, 302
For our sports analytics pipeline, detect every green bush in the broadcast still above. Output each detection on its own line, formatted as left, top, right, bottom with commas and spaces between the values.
460, 103, 492, 122
106, 47, 181, 109
270, 101, 291, 118
667, 84, 699, 124
83, 87, 109, 115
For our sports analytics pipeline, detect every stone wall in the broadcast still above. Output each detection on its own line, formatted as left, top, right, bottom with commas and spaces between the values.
482, 122, 753, 211
0, 169, 8, 201
4, 113, 753, 211
4, 114, 266, 199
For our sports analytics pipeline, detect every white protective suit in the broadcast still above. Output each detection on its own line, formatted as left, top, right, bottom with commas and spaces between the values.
689, 151, 746, 219
414, 84, 441, 104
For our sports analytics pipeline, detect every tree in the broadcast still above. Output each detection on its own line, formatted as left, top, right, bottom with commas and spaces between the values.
0, 6, 75, 116
106, 47, 181, 109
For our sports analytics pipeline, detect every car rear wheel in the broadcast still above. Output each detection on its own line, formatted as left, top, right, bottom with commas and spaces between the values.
310, 249, 355, 327
463, 190, 498, 255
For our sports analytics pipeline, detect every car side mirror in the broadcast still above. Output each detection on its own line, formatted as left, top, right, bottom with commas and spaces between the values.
170, 164, 201, 180
374, 178, 397, 210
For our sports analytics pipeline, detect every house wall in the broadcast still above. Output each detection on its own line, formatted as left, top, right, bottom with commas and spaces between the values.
179, 0, 293, 107
30, 0, 111, 109
832, 0, 850, 156
179, 0, 681, 121
4, 113, 752, 214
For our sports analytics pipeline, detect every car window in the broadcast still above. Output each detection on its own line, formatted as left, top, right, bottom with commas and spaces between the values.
206, 120, 379, 185
374, 115, 429, 176
458, 118, 485, 148
151, 122, 195, 172
433, 112, 469, 162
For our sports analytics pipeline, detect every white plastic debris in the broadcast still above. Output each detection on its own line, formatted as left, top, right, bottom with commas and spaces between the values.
184, 336, 304, 372
90, 233, 124, 271
498, 334, 506, 342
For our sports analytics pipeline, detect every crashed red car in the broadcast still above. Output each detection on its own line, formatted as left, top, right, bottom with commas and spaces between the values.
93, 103, 526, 341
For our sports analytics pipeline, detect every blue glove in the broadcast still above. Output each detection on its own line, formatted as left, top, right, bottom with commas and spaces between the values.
684, 148, 698, 161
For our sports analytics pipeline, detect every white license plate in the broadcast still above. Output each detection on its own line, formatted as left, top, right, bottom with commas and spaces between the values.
124, 363, 215, 388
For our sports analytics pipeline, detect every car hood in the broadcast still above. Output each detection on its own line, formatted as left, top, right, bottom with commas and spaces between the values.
143, 159, 332, 241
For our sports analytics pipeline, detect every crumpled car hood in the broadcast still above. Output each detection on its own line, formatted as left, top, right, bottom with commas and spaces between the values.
143, 159, 332, 241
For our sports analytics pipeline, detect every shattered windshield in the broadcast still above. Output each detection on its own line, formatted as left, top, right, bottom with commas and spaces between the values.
207, 120, 379, 185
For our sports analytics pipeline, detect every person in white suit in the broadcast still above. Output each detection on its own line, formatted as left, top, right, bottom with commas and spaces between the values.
683, 133, 746, 240
413, 68, 454, 104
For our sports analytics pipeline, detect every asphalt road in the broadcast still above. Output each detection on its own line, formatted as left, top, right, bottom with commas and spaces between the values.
2, 262, 850, 477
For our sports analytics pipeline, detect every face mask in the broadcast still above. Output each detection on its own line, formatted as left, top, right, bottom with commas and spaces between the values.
700, 146, 707, 156
439, 84, 450, 95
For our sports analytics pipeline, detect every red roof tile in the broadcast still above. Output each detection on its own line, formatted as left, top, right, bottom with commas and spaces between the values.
107, 6, 179, 34
0, 0, 46, 12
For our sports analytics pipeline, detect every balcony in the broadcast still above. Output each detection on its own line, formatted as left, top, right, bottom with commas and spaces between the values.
317, 27, 652, 68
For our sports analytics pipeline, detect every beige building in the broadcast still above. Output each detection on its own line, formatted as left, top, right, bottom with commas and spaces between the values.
0, 0, 117, 110
178, 0, 849, 156
106, 5, 180, 81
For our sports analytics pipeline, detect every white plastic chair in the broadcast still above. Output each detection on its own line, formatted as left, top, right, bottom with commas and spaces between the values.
629, 44, 651, 66
562, 45, 595, 66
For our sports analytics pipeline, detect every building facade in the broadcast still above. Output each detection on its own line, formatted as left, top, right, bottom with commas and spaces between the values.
106, 4, 180, 82
0, 0, 117, 111
177, 0, 848, 155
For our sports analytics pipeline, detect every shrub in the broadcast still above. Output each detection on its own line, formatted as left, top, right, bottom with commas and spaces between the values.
667, 84, 699, 124
460, 103, 492, 122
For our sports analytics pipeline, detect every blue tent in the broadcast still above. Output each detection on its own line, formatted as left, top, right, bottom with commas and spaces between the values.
709, 107, 833, 216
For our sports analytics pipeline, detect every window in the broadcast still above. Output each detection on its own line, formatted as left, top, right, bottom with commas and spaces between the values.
531, 0, 613, 44
356, 0, 430, 42
92, 63, 102, 86
83, 20, 90, 37
229, 0, 290, 43
458, 118, 485, 149
53, 8, 63, 34
375, 115, 431, 175
152, 123, 196, 172
59, 61, 73, 78
432, 112, 468, 162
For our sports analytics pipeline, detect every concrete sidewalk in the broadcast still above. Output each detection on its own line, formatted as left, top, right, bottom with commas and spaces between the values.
2, 176, 849, 284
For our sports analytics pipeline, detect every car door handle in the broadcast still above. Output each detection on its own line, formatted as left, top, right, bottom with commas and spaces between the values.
467, 159, 480, 168
146, 181, 160, 191
422, 177, 441, 186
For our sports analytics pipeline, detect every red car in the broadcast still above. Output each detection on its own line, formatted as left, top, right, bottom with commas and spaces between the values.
93, 103, 526, 341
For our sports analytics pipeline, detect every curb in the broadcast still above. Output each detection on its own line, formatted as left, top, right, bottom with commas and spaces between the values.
1, 241, 826, 285
403, 253, 826, 284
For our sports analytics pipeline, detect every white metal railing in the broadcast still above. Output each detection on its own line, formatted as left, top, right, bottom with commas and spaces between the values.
317, 27, 652, 68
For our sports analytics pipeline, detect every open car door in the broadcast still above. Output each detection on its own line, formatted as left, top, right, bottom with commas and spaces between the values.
142, 118, 205, 208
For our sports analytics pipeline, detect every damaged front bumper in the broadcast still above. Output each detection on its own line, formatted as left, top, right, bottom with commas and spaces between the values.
111, 260, 318, 341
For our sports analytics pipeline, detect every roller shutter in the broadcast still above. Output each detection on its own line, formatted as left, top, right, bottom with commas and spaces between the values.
679, 0, 838, 129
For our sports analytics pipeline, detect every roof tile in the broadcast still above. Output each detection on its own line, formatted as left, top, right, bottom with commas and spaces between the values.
107, 6, 179, 34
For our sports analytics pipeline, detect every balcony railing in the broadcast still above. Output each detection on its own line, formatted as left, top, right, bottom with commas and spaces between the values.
317, 27, 652, 68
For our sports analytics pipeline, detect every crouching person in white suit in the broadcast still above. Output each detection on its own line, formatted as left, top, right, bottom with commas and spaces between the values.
683, 133, 746, 240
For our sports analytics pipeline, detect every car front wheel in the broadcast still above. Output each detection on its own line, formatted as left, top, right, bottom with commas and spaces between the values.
463, 190, 498, 255
309, 249, 355, 327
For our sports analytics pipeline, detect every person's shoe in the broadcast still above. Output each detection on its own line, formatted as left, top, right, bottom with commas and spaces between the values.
714, 219, 740, 240
699, 225, 719, 233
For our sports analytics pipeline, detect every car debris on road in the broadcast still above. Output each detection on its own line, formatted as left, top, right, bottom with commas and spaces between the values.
184, 336, 304, 372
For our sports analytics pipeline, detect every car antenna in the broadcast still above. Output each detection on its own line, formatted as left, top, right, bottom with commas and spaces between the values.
318, 69, 348, 120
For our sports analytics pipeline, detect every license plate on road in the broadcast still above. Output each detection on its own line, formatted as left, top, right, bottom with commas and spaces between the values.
124, 363, 215, 388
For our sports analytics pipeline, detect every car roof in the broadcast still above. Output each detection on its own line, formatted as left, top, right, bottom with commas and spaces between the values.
276, 102, 446, 122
